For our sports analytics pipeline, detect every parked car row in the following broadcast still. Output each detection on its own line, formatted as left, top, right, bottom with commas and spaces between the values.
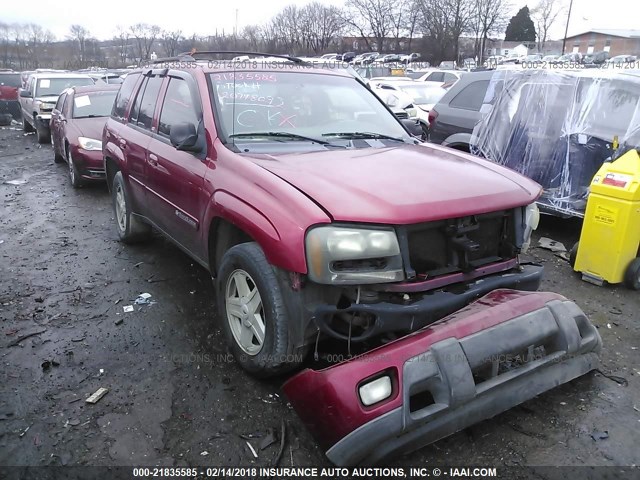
15, 51, 603, 466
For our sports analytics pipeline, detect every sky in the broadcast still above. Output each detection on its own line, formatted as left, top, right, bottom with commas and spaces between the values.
2, 0, 639, 43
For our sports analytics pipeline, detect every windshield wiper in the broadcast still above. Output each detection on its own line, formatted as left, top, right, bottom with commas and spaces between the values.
229, 131, 331, 145
74, 114, 105, 119
321, 132, 407, 142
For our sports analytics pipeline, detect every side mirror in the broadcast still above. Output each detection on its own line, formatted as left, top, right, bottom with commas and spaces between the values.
170, 122, 200, 152
401, 118, 423, 138
20, 90, 32, 98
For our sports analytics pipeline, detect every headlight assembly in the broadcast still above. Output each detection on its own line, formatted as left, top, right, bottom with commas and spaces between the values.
521, 202, 540, 253
78, 137, 103, 151
305, 225, 404, 284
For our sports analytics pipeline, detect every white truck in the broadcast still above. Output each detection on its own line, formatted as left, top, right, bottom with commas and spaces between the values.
19, 73, 94, 143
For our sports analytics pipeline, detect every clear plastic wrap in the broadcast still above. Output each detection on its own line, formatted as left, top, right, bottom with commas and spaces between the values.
471, 69, 640, 217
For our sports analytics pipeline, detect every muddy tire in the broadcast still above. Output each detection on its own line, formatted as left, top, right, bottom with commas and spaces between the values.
217, 242, 304, 377
36, 121, 50, 144
111, 171, 151, 244
0, 114, 11, 127
67, 150, 83, 188
624, 258, 640, 290
53, 136, 64, 164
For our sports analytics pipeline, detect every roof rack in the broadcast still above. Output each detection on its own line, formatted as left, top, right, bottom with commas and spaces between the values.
150, 51, 308, 65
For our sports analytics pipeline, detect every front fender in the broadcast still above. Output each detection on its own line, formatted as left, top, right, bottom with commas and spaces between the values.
209, 191, 312, 274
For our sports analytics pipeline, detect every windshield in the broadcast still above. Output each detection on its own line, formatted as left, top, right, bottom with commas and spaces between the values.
0, 73, 21, 87
36, 77, 94, 97
72, 90, 118, 118
398, 85, 446, 105
210, 71, 410, 143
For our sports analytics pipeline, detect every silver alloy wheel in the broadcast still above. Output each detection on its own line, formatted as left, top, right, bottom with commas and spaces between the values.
114, 184, 127, 233
225, 269, 265, 355
68, 151, 76, 184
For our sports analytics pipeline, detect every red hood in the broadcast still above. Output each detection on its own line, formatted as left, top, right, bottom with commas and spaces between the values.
245, 143, 541, 224
0, 85, 18, 101
69, 116, 108, 140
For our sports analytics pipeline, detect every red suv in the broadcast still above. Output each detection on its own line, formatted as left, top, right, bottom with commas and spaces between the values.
103, 53, 601, 464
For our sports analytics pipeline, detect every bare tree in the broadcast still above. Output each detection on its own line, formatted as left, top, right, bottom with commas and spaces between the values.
416, 0, 473, 63
241, 25, 262, 51
68, 24, 90, 65
344, 0, 396, 52
130, 23, 161, 62
532, 0, 563, 52
113, 26, 131, 65
469, 0, 511, 62
298, 3, 345, 54
0, 23, 11, 68
24, 23, 55, 68
161, 30, 183, 57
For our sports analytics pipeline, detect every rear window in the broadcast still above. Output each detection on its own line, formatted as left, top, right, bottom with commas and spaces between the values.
0, 73, 21, 87
450, 80, 490, 111
72, 90, 119, 118
36, 77, 94, 97
112, 73, 141, 121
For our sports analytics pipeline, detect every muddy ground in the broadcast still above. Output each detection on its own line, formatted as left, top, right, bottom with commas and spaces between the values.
0, 125, 639, 473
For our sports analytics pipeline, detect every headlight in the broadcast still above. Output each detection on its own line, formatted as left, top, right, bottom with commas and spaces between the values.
42, 103, 55, 110
78, 137, 103, 151
521, 203, 540, 253
305, 225, 404, 284
359, 375, 392, 406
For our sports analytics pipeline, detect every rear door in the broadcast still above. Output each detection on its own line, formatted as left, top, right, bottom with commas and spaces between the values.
122, 73, 164, 210
145, 73, 208, 258
51, 91, 68, 152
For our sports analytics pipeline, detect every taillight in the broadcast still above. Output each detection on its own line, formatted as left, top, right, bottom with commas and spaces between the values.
428, 108, 438, 126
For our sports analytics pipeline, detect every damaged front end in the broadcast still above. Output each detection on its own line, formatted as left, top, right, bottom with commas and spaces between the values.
283, 289, 602, 466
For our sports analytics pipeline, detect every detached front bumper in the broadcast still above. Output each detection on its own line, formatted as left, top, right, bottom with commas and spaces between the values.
283, 289, 602, 466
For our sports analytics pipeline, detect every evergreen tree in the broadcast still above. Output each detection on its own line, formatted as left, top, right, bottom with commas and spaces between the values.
505, 6, 537, 42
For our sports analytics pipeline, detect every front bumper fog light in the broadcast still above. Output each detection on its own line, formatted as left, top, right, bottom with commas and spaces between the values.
359, 375, 392, 406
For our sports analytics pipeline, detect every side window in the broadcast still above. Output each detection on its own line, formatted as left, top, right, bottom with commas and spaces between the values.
55, 92, 67, 112
29, 77, 36, 95
111, 73, 141, 121
443, 73, 458, 83
129, 77, 148, 125
426, 72, 444, 82
158, 78, 199, 138
137, 76, 163, 130
450, 80, 490, 111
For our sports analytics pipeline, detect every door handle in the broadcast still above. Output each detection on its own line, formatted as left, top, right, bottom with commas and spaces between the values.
149, 153, 158, 166
119, 139, 127, 149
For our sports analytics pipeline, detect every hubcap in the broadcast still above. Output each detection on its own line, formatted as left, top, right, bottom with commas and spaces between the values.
114, 185, 126, 232
225, 269, 265, 355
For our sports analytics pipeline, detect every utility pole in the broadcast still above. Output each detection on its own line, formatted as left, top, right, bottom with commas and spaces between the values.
562, 0, 574, 54
234, 9, 239, 49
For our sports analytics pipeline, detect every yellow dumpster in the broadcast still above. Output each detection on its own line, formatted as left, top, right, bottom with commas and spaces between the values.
572, 149, 640, 289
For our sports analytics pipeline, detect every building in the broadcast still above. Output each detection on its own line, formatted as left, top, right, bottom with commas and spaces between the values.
563, 29, 640, 56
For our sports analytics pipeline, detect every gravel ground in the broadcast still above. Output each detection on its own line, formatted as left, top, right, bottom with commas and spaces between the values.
0, 125, 639, 473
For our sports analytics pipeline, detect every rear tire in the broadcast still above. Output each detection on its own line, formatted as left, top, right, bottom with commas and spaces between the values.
624, 258, 640, 290
217, 242, 305, 377
53, 136, 64, 163
111, 171, 152, 244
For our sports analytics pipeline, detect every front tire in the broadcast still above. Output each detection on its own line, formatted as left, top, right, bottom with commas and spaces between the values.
624, 258, 640, 290
23, 117, 34, 133
68, 150, 83, 188
217, 242, 304, 377
36, 120, 50, 144
111, 171, 152, 244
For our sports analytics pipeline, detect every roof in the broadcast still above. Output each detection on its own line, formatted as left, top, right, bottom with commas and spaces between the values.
28, 72, 92, 79
73, 84, 120, 94
566, 29, 640, 39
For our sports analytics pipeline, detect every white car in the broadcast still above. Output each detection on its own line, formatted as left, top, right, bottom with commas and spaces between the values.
371, 80, 448, 136
19, 72, 94, 143
417, 69, 463, 88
